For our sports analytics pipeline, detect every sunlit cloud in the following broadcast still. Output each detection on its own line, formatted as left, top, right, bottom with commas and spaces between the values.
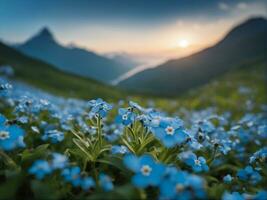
218, 2, 229, 11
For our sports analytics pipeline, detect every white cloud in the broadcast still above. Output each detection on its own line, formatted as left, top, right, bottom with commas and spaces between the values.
218, 2, 229, 11
237, 2, 248, 10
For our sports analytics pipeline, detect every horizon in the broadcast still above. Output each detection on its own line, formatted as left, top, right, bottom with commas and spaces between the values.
1, 0, 267, 62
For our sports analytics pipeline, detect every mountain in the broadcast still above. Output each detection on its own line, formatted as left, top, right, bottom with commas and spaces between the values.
0, 41, 124, 100
105, 52, 143, 68
119, 17, 267, 95
15, 27, 133, 84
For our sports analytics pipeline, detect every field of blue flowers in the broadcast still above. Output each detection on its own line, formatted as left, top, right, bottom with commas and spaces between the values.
0, 71, 267, 200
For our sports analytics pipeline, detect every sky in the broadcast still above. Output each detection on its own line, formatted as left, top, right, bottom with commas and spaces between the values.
0, 0, 267, 62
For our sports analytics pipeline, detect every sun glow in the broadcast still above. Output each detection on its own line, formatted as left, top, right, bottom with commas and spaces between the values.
177, 39, 189, 48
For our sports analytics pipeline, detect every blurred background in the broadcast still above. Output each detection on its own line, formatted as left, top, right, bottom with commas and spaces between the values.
0, 0, 266, 104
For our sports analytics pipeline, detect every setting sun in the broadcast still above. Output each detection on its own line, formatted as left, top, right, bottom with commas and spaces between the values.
178, 39, 189, 48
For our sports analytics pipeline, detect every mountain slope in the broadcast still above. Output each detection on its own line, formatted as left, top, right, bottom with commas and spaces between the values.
119, 17, 267, 95
15, 28, 133, 83
0, 41, 124, 100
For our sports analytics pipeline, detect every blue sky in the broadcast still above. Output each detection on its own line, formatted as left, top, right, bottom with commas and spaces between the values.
0, 0, 266, 60
0, 0, 231, 23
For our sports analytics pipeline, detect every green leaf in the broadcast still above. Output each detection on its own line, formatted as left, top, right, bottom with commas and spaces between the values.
21, 144, 50, 164
98, 146, 111, 155
72, 130, 90, 147
207, 183, 225, 199
87, 184, 139, 200
112, 184, 140, 199
31, 180, 63, 200
121, 138, 135, 153
0, 172, 24, 199
137, 134, 155, 154
0, 150, 18, 170
212, 164, 239, 173
97, 156, 128, 175
73, 138, 94, 161
205, 175, 219, 184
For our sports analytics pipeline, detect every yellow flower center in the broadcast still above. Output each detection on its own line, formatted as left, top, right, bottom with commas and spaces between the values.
141, 165, 152, 176
122, 114, 128, 120
165, 126, 175, 135
175, 184, 185, 192
194, 159, 201, 166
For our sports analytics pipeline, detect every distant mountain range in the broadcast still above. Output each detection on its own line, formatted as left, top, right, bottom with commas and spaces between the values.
15, 28, 137, 83
119, 17, 267, 95
0, 41, 125, 100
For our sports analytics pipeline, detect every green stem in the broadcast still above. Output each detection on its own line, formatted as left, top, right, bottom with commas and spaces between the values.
92, 162, 99, 188
158, 147, 168, 162
97, 116, 102, 147
83, 159, 88, 171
